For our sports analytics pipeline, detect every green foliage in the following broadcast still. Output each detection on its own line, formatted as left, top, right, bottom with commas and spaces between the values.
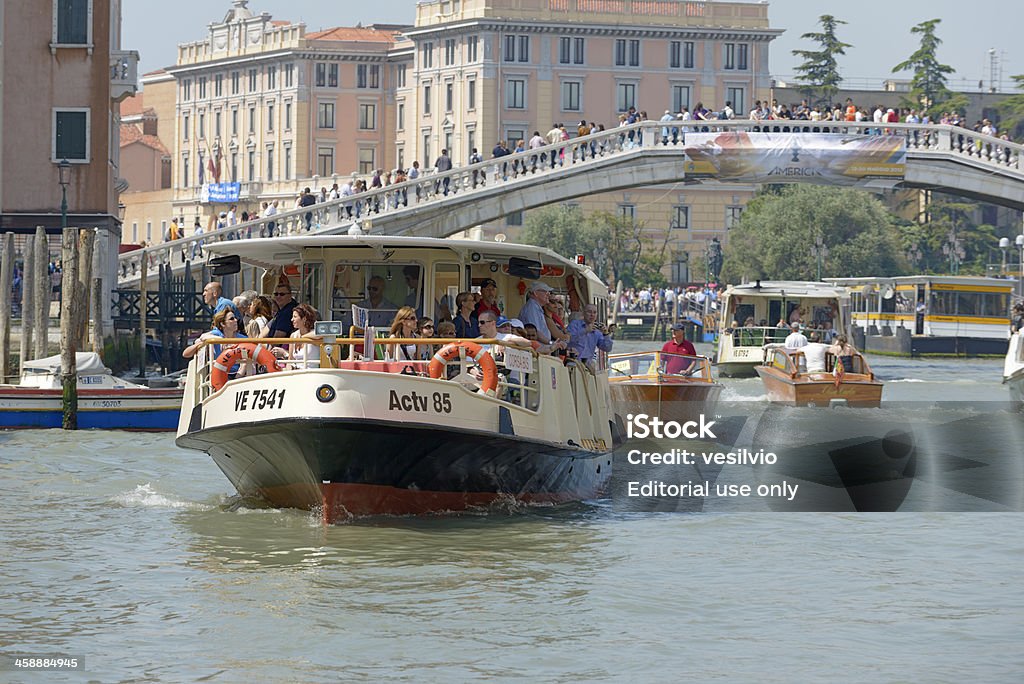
910, 196, 998, 275
892, 19, 961, 113
520, 205, 595, 259
997, 74, 1024, 139
791, 15, 852, 105
719, 186, 908, 283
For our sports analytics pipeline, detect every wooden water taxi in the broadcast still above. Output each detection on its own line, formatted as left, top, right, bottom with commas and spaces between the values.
755, 345, 883, 408
608, 351, 722, 423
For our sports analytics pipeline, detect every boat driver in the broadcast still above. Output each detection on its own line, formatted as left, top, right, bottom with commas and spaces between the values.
801, 331, 829, 373
661, 323, 696, 374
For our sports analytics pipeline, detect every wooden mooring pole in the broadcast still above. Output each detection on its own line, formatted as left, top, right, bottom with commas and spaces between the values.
60, 228, 81, 430
138, 253, 147, 379
34, 226, 48, 359
20, 237, 34, 366
0, 233, 12, 382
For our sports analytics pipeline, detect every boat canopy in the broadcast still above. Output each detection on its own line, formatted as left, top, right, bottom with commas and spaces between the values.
22, 352, 109, 376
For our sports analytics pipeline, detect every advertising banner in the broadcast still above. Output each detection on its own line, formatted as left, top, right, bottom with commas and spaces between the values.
200, 182, 242, 203
683, 131, 906, 184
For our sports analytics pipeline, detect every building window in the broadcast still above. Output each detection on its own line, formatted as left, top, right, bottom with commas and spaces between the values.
54, 0, 90, 45
559, 37, 584, 64
422, 42, 433, 68
231, 108, 238, 136
672, 205, 690, 231
397, 147, 405, 171
466, 129, 476, 157
506, 211, 523, 227
466, 35, 478, 62
284, 102, 291, 130
231, 71, 240, 94
357, 64, 379, 89
397, 102, 405, 130
359, 103, 376, 130
422, 133, 431, 167
424, 85, 431, 115
726, 87, 745, 116
672, 85, 691, 113
146, 221, 152, 242
248, 106, 256, 133
685, 41, 695, 69
357, 65, 367, 89
518, 35, 530, 62
615, 39, 639, 67
318, 147, 334, 177
561, 81, 581, 111
358, 148, 375, 175
329, 63, 339, 87
248, 150, 256, 181
266, 146, 274, 182
182, 113, 190, 141
445, 82, 454, 112
182, 79, 192, 101
215, 111, 222, 138
397, 64, 407, 88
284, 63, 294, 87
670, 41, 681, 68
619, 204, 636, 222
230, 152, 238, 182
214, 74, 222, 97
505, 129, 524, 148
444, 39, 456, 66
506, 78, 526, 109
318, 102, 335, 129
267, 103, 274, 131
726, 205, 744, 230
725, 43, 748, 70
248, 69, 257, 92
316, 63, 326, 87
445, 131, 453, 153
267, 66, 276, 89
284, 146, 292, 180
181, 154, 189, 187
467, 80, 476, 110
504, 35, 530, 63
738, 44, 749, 70
131, 222, 138, 243
198, 111, 205, 139
370, 65, 379, 89
616, 83, 636, 112
199, 76, 207, 99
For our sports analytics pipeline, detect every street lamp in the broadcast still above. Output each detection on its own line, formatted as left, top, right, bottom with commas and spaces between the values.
942, 229, 965, 275
593, 238, 608, 282
58, 158, 71, 230
1017, 233, 1024, 279
906, 243, 923, 272
810, 235, 829, 281
999, 237, 1010, 275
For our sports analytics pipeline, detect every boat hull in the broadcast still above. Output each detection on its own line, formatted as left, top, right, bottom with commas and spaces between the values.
0, 388, 183, 430
755, 367, 883, 408
177, 417, 611, 520
610, 380, 722, 423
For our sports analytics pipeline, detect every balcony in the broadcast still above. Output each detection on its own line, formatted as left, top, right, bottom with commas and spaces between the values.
111, 50, 140, 102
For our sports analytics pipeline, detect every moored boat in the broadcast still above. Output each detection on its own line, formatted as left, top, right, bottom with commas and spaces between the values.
1004, 330, 1024, 405
0, 352, 183, 430
175, 235, 615, 520
608, 351, 722, 423
755, 345, 883, 408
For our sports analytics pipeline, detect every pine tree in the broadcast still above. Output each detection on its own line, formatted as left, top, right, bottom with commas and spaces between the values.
791, 15, 851, 106
892, 19, 960, 113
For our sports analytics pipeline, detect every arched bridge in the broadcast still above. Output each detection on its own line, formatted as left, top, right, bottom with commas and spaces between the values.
119, 120, 1024, 286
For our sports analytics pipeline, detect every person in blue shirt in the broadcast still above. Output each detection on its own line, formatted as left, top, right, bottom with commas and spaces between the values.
203, 281, 242, 322
567, 304, 614, 363
182, 308, 246, 365
452, 291, 480, 339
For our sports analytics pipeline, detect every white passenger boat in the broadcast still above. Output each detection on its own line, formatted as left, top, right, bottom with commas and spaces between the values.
175, 236, 615, 520
0, 352, 183, 430
715, 281, 848, 377
1004, 330, 1024, 405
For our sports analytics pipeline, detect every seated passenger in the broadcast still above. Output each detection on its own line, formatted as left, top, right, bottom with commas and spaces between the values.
183, 308, 245, 360
416, 317, 435, 360
357, 275, 399, 311
436, 320, 456, 339
385, 306, 420, 361
801, 331, 829, 373
784, 322, 809, 349
829, 334, 858, 373
246, 294, 274, 338
453, 291, 480, 339
289, 303, 321, 367
661, 323, 695, 374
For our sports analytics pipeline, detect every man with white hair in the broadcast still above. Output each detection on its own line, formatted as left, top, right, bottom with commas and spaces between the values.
784, 322, 808, 349
518, 281, 554, 344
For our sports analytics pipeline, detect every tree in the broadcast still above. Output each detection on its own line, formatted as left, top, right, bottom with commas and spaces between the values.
997, 74, 1024, 140
891, 19, 965, 114
791, 15, 851, 105
519, 204, 596, 259
720, 185, 908, 284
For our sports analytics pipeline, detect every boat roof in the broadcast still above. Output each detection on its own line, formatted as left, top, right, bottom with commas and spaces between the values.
721, 280, 847, 298
827, 275, 1017, 289
22, 352, 109, 375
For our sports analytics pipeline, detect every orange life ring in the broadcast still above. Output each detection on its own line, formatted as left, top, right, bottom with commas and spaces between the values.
427, 342, 499, 396
211, 343, 282, 392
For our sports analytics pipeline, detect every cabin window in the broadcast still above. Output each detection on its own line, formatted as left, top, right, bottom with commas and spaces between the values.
981, 292, 1009, 317
929, 290, 956, 316
433, 263, 460, 323
301, 263, 324, 313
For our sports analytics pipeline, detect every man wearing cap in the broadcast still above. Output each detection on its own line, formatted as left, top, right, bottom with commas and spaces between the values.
662, 323, 696, 374
784, 322, 808, 349
568, 304, 614, 363
519, 281, 553, 344
474, 278, 501, 320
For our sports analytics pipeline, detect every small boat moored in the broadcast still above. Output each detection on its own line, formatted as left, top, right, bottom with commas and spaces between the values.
608, 351, 722, 423
755, 345, 883, 408
0, 352, 183, 430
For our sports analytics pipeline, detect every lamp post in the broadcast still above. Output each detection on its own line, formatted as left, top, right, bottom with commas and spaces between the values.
593, 237, 608, 282
999, 237, 1010, 275
906, 243, 923, 272
810, 235, 829, 281
942, 229, 965, 275
58, 159, 71, 230
1017, 233, 1024, 279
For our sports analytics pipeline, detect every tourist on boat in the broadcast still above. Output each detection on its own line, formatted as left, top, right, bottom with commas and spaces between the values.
246, 295, 274, 338
523, 323, 539, 341
267, 285, 297, 338
288, 303, 321, 368
357, 275, 398, 312
203, 281, 242, 323
568, 304, 614, 364
436, 320, 456, 339
182, 308, 246, 362
453, 292, 480, 339
784, 322, 808, 349
802, 331, 829, 373
1012, 303, 1024, 333
543, 296, 571, 343
474, 278, 501, 320
829, 335, 858, 373
739, 317, 761, 347
519, 281, 554, 344
416, 317, 435, 360
661, 323, 696, 374
385, 306, 420, 361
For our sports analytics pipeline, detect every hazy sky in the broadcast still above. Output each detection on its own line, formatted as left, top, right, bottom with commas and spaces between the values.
125, 0, 1024, 92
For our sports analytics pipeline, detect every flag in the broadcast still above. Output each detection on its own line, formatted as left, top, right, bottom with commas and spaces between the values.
213, 149, 222, 183
207, 156, 216, 185
833, 358, 845, 388
198, 154, 205, 184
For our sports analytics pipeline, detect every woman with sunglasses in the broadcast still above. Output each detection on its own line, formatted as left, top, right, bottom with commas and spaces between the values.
289, 303, 321, 368
246, 294, 274, 338
385, 306, 420, 361
416, 317, 436, 360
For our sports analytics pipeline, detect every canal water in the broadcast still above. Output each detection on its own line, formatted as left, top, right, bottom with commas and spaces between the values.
0, 348, 1021, 682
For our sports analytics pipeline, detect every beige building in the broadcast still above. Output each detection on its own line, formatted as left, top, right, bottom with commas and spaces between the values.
0, 0, 137, 329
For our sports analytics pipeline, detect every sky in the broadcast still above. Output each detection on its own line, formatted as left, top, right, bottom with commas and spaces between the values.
124, 0, 1024, 92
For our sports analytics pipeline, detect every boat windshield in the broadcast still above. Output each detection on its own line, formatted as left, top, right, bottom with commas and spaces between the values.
609, 352, 711, 381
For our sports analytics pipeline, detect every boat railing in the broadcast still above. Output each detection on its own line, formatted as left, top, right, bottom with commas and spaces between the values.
763, 346, 872, 379
608, 351, 715, 383
728, 326, 789, 347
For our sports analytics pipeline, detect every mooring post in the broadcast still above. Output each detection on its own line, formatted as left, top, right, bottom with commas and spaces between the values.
21, 238, 34, 366
0, 233, 13, 382
138, 252, 148, 380
60, 227, 80, 430
34, 227, 49, 359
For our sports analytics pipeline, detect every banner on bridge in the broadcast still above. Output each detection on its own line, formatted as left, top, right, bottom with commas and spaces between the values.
683, 132, 906, 184
201, 182, 242, 203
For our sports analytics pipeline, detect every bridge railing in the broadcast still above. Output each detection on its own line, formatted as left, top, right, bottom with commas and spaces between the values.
118, 120, 1024, 285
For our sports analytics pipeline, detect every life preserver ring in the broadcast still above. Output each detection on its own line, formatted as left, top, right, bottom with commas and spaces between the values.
210, 343, 282, 392
428, 342, 498, 396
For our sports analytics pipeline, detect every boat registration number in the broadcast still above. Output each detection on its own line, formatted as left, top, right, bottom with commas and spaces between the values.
234, 388, 286, 412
